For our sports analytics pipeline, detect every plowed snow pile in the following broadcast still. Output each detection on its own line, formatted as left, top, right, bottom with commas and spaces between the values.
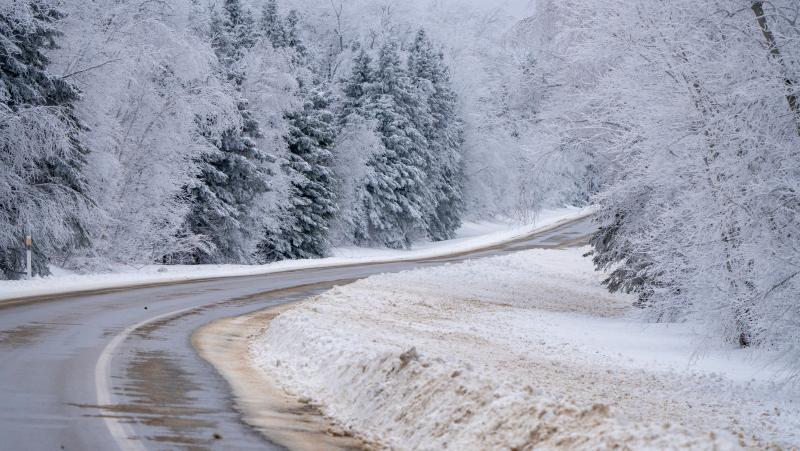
251, 247, 799, 450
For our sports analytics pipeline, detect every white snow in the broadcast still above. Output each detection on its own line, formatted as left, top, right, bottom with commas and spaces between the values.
0, 207, 587, 301
252, 246, 800, 450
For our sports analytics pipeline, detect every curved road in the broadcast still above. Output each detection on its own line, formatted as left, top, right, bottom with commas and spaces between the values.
0, 216, 595, 451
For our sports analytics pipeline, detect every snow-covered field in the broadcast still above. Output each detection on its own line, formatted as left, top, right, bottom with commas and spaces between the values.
0, 208, 587, 301
252, 247, 800, 450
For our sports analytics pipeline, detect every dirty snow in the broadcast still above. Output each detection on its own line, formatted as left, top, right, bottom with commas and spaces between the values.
252, 247, 800, 450
0, 208, 587, 301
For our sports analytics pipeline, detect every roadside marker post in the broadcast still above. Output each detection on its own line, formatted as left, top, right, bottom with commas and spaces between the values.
25, 235, 32, 279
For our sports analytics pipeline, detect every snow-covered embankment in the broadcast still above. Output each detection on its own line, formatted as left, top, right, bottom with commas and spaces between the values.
252, 247, 799, 450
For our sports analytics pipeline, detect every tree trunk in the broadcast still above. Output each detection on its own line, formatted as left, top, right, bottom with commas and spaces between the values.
752, 1, 800, 135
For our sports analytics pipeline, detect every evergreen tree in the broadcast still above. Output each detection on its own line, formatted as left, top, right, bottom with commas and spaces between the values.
258, 1, 305, 62
257, 89, 337, 262
260, 0, 286, 48
341, 48, 375, 121
255, 4, 336, 261
283, 10, 306, 57
0, 2, 91, 279
357, 41, 432, 248
212, 0, 257, 83
223, 0, 257, 51
338, 35, 463, 249
408, 30, 465, 241
181, 0, 271, 264
589, 212, 655, 307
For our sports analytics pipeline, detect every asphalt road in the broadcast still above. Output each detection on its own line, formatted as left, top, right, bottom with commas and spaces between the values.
0, 216, 595, 451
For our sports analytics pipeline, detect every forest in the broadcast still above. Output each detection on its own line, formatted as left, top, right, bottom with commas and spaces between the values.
2, 0, 800, 362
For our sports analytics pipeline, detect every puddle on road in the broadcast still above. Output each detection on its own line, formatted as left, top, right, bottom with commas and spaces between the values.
123, 350, 222, 447
74, 350, 224, 449
124, 351, 202, 407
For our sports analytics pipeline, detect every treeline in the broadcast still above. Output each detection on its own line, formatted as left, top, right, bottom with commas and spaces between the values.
0, 0, 463, 278
517, 0, 800, 357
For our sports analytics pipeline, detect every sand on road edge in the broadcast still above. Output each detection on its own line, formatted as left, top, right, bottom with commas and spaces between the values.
192, 302, 370, 451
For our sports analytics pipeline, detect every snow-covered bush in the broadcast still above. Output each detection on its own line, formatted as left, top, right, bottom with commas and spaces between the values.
0, 0, 93, 278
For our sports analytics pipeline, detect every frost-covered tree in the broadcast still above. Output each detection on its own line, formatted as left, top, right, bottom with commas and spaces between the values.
284, 10, 306, 57
327, 47, 379, 242
352, 41, 432, 248
334, 32, 465, 248
328, 114, 380, 244
408, 30, 464, 241
0, 0, 91, 279
181, 0, 272, 264
258, 0, 304, 58
257, 88, 337, 262
340, 47, 375, 121
260, 0, 286, 48
42, 0, 242, 269
216, 0, 257, 70
252, 3, 337, 262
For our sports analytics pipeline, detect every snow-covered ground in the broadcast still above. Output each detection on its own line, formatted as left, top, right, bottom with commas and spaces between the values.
0, 208, 587, 301
252, 247, 800, 450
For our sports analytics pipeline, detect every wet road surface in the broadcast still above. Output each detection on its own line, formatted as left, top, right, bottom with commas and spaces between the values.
0, 216, 595, 451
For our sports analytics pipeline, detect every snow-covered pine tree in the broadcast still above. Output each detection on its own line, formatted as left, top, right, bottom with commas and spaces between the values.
589, 210, 655, 307
260, 0, 287, 49
408, 29, 465, 241
357, 40, 432, 249
0, 1, 92, 279
283, 10, 306, 58
326, 46, 377, 241
341, 47, 376, 121
258, 1, 305, 62
255, 5, 337, 262
181, 0, 271, 264
257, 88, 337, 262
223, 0, 257, 60
213, 0, 257, 83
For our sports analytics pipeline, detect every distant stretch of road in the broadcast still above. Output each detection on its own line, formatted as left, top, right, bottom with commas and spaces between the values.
0, 216, 595, 451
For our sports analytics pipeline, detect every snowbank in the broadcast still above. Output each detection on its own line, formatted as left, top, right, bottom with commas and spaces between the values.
252, 247, 800, 450
0, 208, 587, 301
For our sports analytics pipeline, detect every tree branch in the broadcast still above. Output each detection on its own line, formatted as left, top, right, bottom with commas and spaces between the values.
61, 58, 123, 80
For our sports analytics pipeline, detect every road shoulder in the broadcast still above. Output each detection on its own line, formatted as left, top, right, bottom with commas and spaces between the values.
192, 303, 373, 451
